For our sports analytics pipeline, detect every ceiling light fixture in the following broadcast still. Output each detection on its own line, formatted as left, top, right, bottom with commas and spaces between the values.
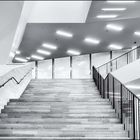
42, 43, 57, 50
109, 44, 123, 50
15, 57, 28, 63
37, 49, 51, 55
56, 30, 73, 38
107, 1, 136, 3
96, 15, 118, 19
84, 38, 100, 44
26, 57, 31, 60
15, 50, 21, 54
31, 55, 44, 60
67, 50, 80, 56
106, 24, 123, 31
134, 31, 140, 36
102, 8, 126, 11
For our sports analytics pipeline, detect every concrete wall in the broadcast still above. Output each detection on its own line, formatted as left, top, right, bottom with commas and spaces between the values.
112, 58, 140, 84
0, 64, 33, 112
0, 2, 24, 64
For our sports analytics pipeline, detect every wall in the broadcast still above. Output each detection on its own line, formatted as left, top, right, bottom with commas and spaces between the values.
0, 64, 33, 112
112, 59, 140, 84
0, 1, 24, 64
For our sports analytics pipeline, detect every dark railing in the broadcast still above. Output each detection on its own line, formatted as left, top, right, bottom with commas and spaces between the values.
97, 46, 140, 77
0, 68, 32, 88
93, 66, 140, 139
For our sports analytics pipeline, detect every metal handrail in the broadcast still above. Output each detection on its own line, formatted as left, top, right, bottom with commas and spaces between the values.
97, 45, 140, 69
0, 68, 32, 88
93, 65, 140, 139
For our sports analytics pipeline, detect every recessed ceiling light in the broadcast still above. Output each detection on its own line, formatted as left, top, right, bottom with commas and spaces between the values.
26, 57, 31, 60
109, 44, 123, 50
37, 49, 51, 55
134, 31, 140, 36
84, 38, 100, 44
56, 30, 73, 38
15, 57, 27, 63
106, 24, 123, 31
102, 8, 126, 11
107, 1, 136, 3
67, 50, 80, 56
15, 50, 21, 54
31, 55, 44, 60
42, 43, 57, 50
96, 15, 118, 19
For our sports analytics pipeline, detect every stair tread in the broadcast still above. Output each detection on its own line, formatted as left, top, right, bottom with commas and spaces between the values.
0, 79, 128, 139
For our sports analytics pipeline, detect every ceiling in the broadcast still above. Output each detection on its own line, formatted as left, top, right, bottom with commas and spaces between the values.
87, 0, 140, 22
13, 1, 140, 63
28, 1, 91, 23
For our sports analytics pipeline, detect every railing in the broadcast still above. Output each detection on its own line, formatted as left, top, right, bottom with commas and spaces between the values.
97, 46, 140, 77
0, 68, 32, 88
93, 66, 140, 139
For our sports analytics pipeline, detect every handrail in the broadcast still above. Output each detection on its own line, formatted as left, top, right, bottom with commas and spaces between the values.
93, 65, 140, 139
0, 68, 32, 88
97, 45, 140, 69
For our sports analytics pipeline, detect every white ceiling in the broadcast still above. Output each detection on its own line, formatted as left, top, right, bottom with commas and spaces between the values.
28, 1, 92, 23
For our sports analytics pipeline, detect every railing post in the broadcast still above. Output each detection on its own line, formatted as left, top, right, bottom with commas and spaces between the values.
127, 53, 129, 64
107, 75, 109, 99
113, 77, 115, 109
133, 95, 136, 140
116, 59, 117, 70
103, 79, 105, 98
120, 84, 123, 123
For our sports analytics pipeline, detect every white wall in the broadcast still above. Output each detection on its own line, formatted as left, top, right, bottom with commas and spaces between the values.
112, 59, 140, 84
0, 64, 33, 112
0, 2, 24, 64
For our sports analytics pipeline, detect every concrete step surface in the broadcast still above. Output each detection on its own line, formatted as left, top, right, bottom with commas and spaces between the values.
0, 79, 129, 139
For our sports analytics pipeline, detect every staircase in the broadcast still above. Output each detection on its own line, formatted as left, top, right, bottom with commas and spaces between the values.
0, 79, 129, 139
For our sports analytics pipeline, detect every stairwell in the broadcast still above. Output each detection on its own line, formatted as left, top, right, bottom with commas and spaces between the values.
0, 79, 129, 139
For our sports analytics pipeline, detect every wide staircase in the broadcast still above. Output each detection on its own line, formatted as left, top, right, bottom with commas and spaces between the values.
0, 79, 129, 139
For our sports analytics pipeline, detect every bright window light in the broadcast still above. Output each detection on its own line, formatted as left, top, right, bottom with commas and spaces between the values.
107, 1, 136, 3
84, 38, 100, 44
31, 55, 44, 60
67, 50, 80, 55
42, 43, 57, 50
15, 57, 27, 62
106, 24, 123, 31
102, 8, 126, 11
37, 49, 51, 55
134, 31, 140, 36
15, 50, 21, 54
78, 61, 85, 66
96, 15, 118, 19
56, 30, 73, 38
109, 44, 123, 50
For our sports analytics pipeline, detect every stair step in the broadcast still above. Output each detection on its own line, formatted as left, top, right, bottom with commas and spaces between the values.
0, 118, 120, 123
0, 79, 129, 139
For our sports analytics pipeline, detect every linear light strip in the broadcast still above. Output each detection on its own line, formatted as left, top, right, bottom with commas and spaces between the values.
15, 57, 27, 62
37, 49, 51, 55
56, 30, 73, 38
96, 15, 118, 18
102, 8, 126, 11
